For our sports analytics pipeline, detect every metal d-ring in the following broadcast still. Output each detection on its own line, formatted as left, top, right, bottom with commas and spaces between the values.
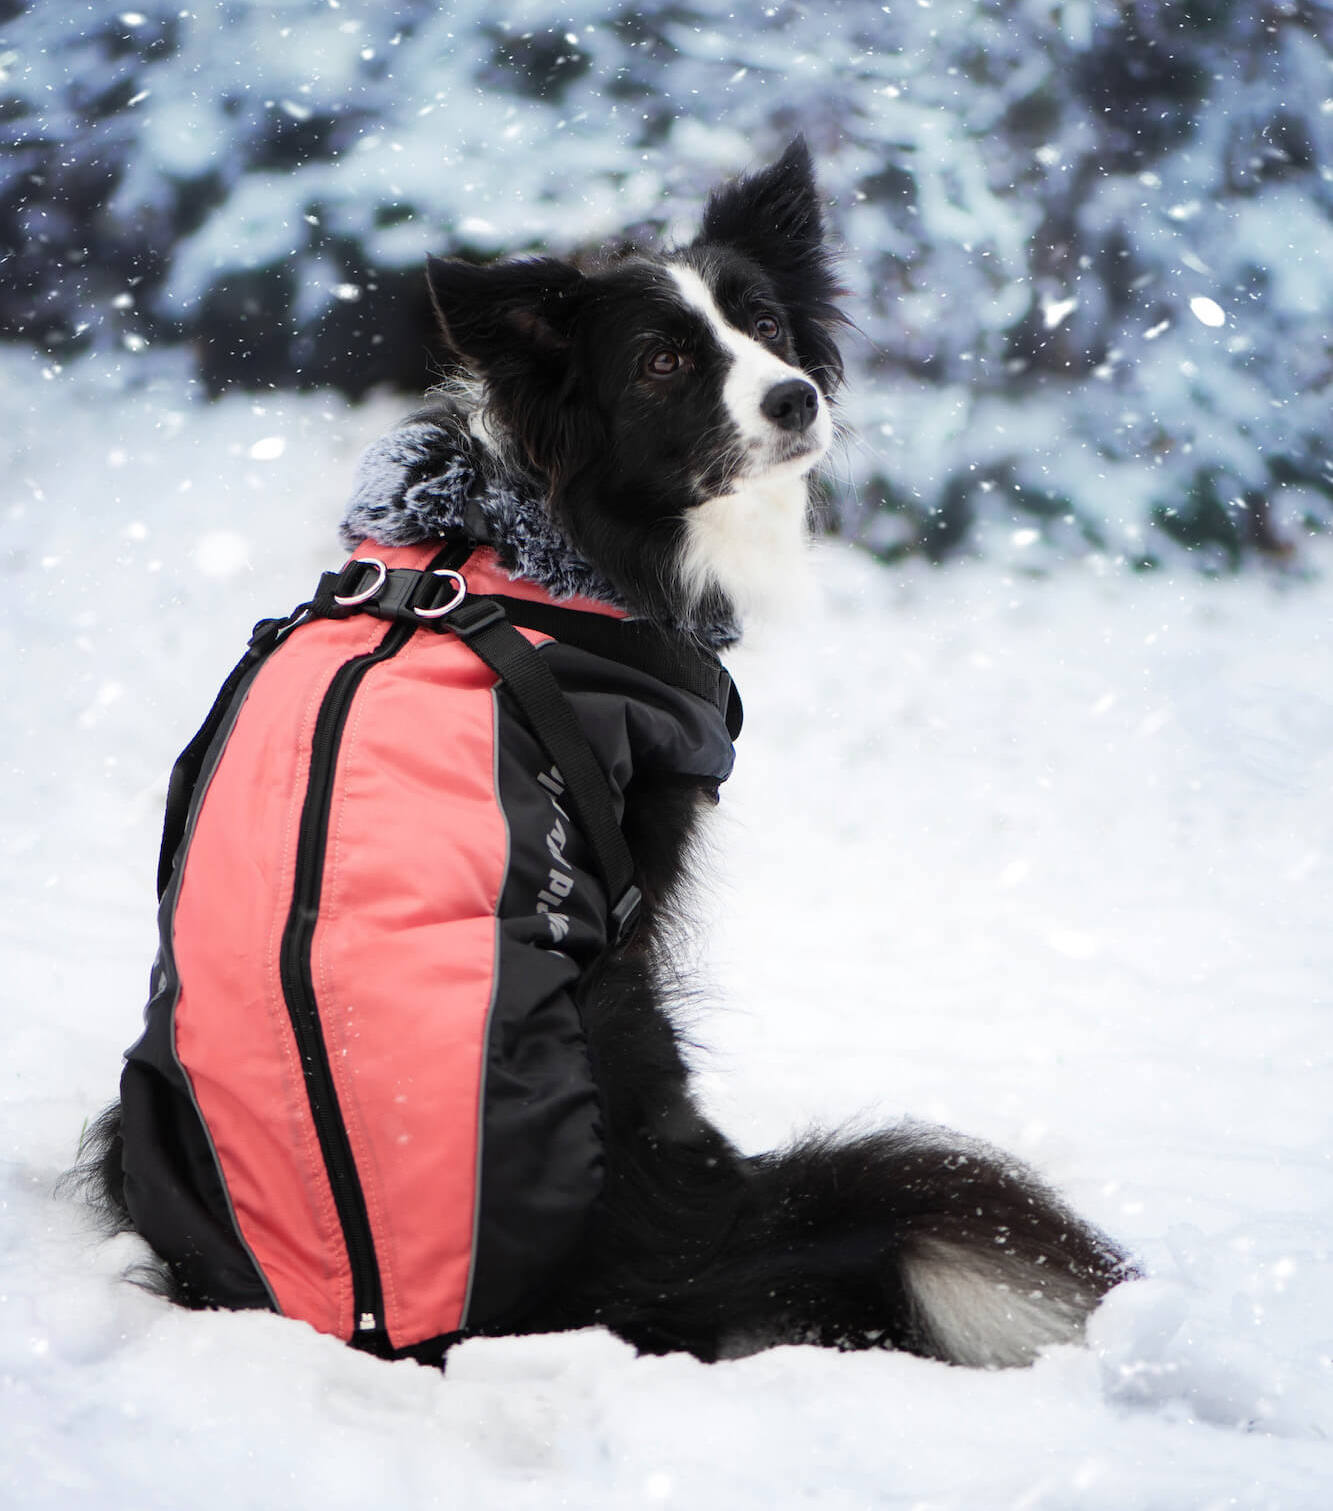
414, 567, 468, 619
333, 556, 387, 607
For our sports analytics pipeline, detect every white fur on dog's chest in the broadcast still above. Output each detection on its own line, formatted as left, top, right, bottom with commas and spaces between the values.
677, 471, 813, 626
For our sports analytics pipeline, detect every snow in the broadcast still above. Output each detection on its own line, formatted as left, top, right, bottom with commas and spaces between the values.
1189, 297, 1227, 329
4, 352, 1333, 1505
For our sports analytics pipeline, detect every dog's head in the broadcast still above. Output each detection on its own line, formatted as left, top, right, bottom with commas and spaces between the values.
426, 139, 847, 635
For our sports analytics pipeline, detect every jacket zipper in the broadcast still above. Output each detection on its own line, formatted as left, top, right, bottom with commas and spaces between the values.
278, 619, 413, 1345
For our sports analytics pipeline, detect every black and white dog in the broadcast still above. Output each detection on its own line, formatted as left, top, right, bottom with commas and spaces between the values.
77, 140, 1130, 1367
420, 148, 842, 646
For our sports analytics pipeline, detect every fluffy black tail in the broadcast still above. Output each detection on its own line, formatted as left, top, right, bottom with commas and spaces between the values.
547, 1122, 1133, 1368
740, 1125, 1131, 1366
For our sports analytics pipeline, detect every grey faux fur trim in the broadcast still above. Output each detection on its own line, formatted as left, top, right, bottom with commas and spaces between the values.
340, 403, 740, 648
339, 404, 625, 609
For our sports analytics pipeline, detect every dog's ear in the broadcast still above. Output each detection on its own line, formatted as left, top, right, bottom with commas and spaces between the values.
426, 255, 585, 377
696, 138, 848, 392
698, 138, 828, 286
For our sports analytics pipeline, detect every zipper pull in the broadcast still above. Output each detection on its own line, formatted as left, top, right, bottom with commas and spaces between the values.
357, 1312, 378, 1332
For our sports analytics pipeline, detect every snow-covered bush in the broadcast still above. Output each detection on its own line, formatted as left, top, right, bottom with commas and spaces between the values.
3, 0, 1331, 567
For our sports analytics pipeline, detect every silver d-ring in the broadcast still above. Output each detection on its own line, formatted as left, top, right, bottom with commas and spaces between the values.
333, 556, 388, 607
414, 567, 468, 619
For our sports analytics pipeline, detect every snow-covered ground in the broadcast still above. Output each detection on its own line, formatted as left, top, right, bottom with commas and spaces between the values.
3, 351, 1332, 1507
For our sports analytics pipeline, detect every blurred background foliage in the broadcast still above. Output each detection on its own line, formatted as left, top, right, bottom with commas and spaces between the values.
3, 0, 1331, 570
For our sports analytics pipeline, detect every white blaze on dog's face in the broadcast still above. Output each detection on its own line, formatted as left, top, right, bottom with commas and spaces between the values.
666, 264, 833, 627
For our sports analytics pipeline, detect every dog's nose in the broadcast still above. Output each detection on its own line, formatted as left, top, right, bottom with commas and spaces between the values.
761, 378, 819, 433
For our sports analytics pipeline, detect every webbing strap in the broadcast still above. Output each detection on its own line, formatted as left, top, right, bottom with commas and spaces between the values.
155, 603, 308, 900
445, 597, 641, 944
309, 559, 742, 739
308, 558, 647, 945
481, 596, 741, 740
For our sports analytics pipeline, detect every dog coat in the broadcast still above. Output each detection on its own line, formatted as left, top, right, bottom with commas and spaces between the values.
118, 534, 738, 1360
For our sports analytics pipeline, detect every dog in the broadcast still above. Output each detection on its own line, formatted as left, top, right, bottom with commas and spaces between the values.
73, 139, 1131, 1368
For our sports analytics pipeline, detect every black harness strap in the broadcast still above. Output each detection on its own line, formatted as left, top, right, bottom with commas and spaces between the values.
155, 607, 303, 900
309, 558, 742, 738
445, 596, 642, 945
168, 548, 740, 947
302, 551, 725, 946
482, 596, 742, 740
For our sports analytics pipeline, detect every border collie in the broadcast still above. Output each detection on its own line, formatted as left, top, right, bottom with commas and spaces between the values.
73, 140, 1131, 1368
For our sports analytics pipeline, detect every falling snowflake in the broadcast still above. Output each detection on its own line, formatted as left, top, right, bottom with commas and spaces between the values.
1188, 297, 1226, 328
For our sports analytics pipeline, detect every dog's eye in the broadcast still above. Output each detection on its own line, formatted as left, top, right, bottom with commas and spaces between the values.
645, 348, 684, 378
754, 315, 782, 341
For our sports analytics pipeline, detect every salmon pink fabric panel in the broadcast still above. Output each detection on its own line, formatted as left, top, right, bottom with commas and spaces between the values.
172, 612, 387, 1338
312, 624, 509, 1347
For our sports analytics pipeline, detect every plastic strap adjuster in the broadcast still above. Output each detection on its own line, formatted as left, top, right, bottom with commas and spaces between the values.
444, 597, 508, 638
370, 569, 420, 620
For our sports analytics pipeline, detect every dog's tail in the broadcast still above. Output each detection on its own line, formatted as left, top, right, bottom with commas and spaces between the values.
741, 1124, 1132, 1366
579, 1122, 1133, 1368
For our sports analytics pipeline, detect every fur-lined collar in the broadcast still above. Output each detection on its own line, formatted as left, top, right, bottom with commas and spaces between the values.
340, 403, 739, 649
340, 401, 625, 609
